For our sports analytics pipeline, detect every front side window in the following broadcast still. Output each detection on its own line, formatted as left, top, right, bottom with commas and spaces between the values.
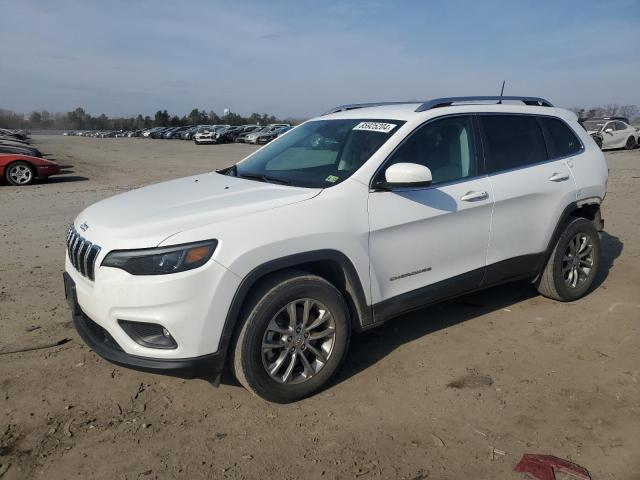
480, 115, 547, 174
540, 117, 582, 159
383, 115, 476, 184
232, 119, 404, 187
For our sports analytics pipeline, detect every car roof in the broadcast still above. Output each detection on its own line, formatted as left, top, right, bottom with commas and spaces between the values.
319, 102, 577, 123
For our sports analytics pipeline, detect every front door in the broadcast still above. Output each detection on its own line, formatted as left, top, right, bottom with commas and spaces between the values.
368, 115, 493, 318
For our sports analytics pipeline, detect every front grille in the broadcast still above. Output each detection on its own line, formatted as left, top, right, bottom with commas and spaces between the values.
66, 225, 101, 280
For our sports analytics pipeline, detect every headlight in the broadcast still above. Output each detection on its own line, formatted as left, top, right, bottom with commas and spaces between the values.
102, 240, 217, 275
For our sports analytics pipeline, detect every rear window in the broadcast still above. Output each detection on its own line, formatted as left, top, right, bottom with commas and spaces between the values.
480, 115, 548, 174
540, 117, 582, 159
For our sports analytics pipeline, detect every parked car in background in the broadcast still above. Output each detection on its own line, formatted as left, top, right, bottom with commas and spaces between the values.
243, 127, 269, 144
194, 125, 230, 144
142, 127, 163, 138
245, 126, 288, 144
194, 125, 215, 144
0, 128, 29, 141
256, 126, 290, 144
0, 142, 42, 157
277, 126, 293, 137
165, 126, 190, 139
235, 126, 263, 143
1, 153, 59, 185
181, 126, 198, 140
582, 117, 637, 150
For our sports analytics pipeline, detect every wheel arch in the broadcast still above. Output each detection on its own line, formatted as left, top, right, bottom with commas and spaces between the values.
537, 200, 603, 274
218, 250, 371, 364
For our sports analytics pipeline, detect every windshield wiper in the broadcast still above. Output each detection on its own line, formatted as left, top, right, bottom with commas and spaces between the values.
237, 171, 291, 185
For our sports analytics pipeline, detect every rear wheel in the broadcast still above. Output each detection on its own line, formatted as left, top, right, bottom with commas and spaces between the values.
626, 136, 636, 150
5, 161, 35, 186
537, 217, 600, 301
232, 271, 351, 403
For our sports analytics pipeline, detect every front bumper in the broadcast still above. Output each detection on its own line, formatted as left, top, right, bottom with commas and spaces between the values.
64, 272, 225, 378
37, 164, 60, 176
64, 249, 241, 359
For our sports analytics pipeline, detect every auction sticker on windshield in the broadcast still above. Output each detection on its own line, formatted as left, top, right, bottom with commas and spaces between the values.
352, 122, 397, 133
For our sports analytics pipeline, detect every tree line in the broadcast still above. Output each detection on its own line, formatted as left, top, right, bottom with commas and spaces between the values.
569, 104, 638, 122
0, 107, 295, 131
2, 103, 638, 131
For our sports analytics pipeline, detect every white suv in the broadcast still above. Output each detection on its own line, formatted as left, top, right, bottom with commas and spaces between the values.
64, 96, 608, 403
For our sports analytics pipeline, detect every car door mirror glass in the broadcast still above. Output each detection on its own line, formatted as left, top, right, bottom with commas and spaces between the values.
384, 162, 432, 187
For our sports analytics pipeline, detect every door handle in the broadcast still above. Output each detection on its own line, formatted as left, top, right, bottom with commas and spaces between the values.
460, 190, 489, 202
549, 172, 570, 182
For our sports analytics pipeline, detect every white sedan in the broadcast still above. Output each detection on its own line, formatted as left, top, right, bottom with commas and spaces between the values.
583, 118, 638, 150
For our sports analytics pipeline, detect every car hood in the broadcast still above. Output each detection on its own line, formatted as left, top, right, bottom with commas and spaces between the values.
76, 172, 321, 248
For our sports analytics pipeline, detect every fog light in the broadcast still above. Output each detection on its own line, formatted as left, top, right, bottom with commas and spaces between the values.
119, 321, 177, 349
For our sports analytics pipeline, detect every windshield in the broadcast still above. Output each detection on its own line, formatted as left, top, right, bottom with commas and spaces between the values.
198, 126, 212, 133
583, 120, 606, 132
231, 119, 404, 188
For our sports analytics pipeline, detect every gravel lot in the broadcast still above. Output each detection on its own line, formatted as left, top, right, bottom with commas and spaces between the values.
1, 136, 639, 479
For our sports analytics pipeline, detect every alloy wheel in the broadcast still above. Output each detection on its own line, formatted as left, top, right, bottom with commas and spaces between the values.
261, 298, 336, 384
9, 164, 33, 185
562, 233, 594, 289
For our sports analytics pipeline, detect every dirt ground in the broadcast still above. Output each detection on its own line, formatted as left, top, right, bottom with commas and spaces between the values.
1, 135, 639, 480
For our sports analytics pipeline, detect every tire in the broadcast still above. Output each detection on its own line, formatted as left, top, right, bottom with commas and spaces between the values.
537, 217, 600, 302
194, 140, 200, 145
594, 136, 603, 149
232, 271, 351, 403
625, 136, 636, 150
5, 161, 35, 186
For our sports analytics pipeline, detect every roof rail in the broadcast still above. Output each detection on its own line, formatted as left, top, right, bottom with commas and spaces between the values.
322, 102, 418, 115
322, 96, 554, 116
415, 96, 553, 112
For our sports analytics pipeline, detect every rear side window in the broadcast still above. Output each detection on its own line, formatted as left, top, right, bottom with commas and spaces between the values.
480, 115, 548, 173
615, 121, 627, 131
540, 117, 582, 159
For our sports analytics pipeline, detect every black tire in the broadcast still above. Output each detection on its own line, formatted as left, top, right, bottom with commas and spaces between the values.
5, 161, 35, 186
594, 136, 603, 149
537, 217, 600, 301
194, 139, 200, 145
625, 136, 636, 150
231, 271, 351, 403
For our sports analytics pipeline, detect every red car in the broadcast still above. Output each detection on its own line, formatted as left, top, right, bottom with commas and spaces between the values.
1, 153, 60, 186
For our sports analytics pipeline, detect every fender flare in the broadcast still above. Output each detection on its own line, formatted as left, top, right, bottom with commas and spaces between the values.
536, 200, 602, 273
216, 249, 371, 363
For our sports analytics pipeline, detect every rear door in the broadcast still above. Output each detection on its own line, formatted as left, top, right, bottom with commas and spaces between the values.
479, 114, 577, 284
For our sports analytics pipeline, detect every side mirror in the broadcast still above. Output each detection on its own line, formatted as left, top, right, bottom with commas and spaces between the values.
605, 128, 614, 134
383, 162, 432, 188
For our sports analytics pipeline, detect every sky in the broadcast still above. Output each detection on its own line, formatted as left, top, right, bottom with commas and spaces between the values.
1, 0, 638, 119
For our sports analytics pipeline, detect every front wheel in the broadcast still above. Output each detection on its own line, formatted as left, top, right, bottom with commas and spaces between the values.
626, 136, 636, 150
594, 136, 603, 149
537, 217, 600, 301
6, 161, 35, 186
232, 271, 351, 403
